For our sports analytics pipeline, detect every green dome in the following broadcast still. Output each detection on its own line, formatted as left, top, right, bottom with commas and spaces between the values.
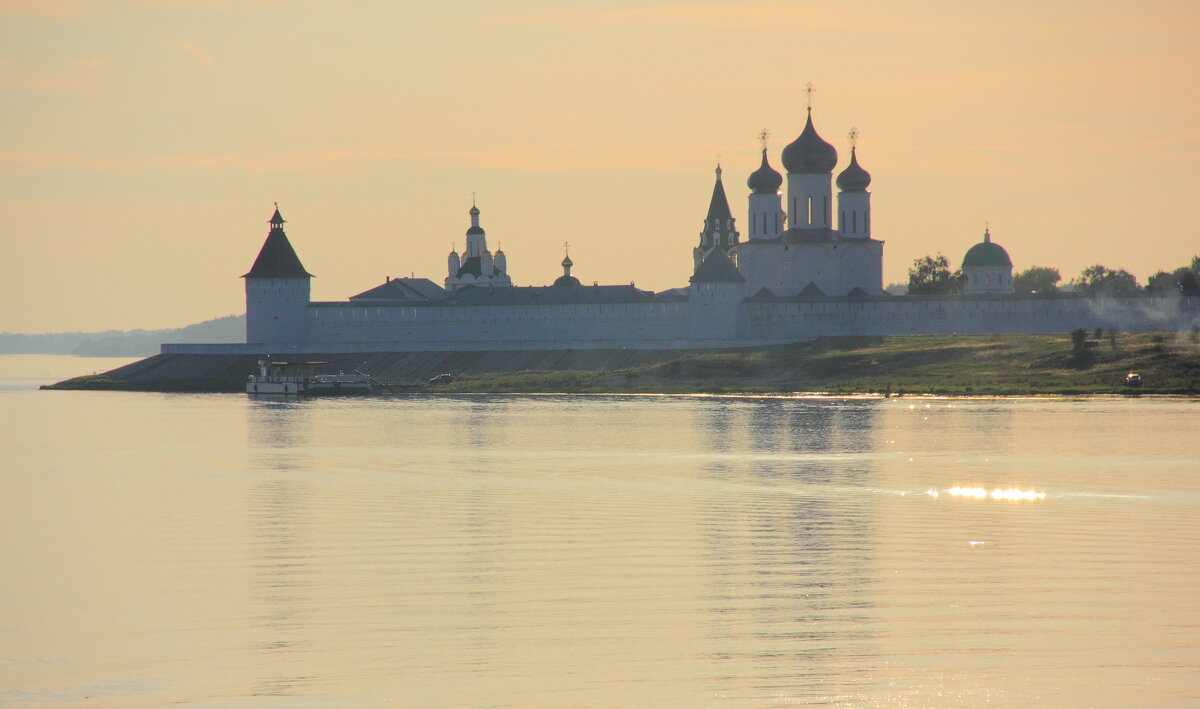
962, 229, 1012, 268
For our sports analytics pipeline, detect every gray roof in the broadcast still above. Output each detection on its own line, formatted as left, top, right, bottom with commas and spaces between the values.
350, 278, 449, 301
242, 224, 313, 279
690, 248, 746, 283
457, 256, 483, 278
706, 172, 733, 222
784, 226, 837, 243
451, 284, 656, 306
798, 282, 826, 297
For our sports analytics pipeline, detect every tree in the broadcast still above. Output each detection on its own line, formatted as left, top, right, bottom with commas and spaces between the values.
1146, 258, 1200, 294
1071, 264, 1140, 293
1012, 266, 1061, 294
908, 253, 964, 295
1070, 328, 1088, 357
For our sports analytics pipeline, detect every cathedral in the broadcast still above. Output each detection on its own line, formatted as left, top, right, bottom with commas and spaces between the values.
691, 108, 883, 299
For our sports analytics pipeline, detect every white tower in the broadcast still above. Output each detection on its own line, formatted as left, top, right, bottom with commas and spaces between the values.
243, 205, 312, 345
781, 90, 838, 233
746, 130, 785, 241
494, 246, 507, 278
464, 203, 486, 258
836, 129, 872, 239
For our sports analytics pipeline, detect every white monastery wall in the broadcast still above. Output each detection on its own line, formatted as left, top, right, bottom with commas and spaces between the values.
167, 292, 1200, 355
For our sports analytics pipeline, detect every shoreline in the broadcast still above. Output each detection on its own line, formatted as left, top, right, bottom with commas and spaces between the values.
39, 332, 1200, 397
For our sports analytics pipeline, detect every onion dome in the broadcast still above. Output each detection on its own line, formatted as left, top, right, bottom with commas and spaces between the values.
781, 110, 838, 174
836, 147, 871, 192
554, 251, 579, 286
962, 228, 1012, 267
747, 149, 783, 194
466, 203, 484, 236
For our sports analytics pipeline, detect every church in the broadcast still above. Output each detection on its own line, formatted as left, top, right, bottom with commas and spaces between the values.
184, 105, 1194, 357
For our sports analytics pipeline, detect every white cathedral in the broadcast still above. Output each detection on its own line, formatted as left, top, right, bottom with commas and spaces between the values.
690, 111, 884, 299
213, 105, 1195, 356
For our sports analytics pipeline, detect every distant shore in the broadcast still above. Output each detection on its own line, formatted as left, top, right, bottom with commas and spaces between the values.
42, 332, 1200, 396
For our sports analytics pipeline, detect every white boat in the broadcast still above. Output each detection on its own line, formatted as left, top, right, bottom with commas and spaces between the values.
247, 359, 376, 396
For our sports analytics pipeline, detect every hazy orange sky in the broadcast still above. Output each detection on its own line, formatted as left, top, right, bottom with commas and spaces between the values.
1, 0, 1197, 334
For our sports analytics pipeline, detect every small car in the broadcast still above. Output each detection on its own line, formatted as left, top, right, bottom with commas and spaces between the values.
1124, 372, 1143, 386
428, 373, 453, 384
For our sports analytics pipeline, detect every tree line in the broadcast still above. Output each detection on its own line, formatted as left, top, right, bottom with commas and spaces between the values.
905, 255, 1200, 295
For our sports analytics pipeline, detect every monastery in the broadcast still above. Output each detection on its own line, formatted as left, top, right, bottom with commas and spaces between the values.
168, 107, 1198, 356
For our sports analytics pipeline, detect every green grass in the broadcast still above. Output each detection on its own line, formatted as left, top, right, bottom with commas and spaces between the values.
428, 332, 1200, 396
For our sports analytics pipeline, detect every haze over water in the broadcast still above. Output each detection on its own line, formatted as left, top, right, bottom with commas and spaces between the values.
2, 356, 1198, 707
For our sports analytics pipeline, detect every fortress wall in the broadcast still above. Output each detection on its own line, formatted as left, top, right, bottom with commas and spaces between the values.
166, 293, 1200, 355
305, 300, 693, 348
749, 293, 1200, 341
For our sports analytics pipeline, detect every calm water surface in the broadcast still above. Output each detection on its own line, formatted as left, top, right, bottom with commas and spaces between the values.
1, 355, 1198, 707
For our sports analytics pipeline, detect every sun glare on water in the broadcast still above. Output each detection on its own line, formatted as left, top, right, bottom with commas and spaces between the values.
926, 487, 1047, 501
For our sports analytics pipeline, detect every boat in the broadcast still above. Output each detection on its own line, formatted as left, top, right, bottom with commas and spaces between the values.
247, 358, 376, 396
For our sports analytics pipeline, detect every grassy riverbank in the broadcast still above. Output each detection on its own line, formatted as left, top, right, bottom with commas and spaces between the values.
429, 332, 1200, 395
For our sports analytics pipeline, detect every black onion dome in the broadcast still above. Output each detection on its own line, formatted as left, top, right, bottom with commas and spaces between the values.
747, 149, 783, 194
553, 274, 581, 287
836, 147, 871, 192
466, 225, 485, 235
781, 111, 838, 174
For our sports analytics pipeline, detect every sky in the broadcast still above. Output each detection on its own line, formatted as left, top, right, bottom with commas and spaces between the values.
1, 0, 1197, 334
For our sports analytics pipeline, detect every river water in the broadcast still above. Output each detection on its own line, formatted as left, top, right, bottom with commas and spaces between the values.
1, 355, 1198, 707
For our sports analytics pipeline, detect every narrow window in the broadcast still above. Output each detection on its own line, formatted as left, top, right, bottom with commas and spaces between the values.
807, 197, 813, 225
853, 212, 857, 232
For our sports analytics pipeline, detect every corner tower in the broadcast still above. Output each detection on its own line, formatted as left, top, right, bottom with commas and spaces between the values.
243, 205, 312, 345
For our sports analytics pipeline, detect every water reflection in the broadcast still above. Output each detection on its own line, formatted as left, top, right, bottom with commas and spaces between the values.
699, 399, 880, 703
246, 401, 316, 697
